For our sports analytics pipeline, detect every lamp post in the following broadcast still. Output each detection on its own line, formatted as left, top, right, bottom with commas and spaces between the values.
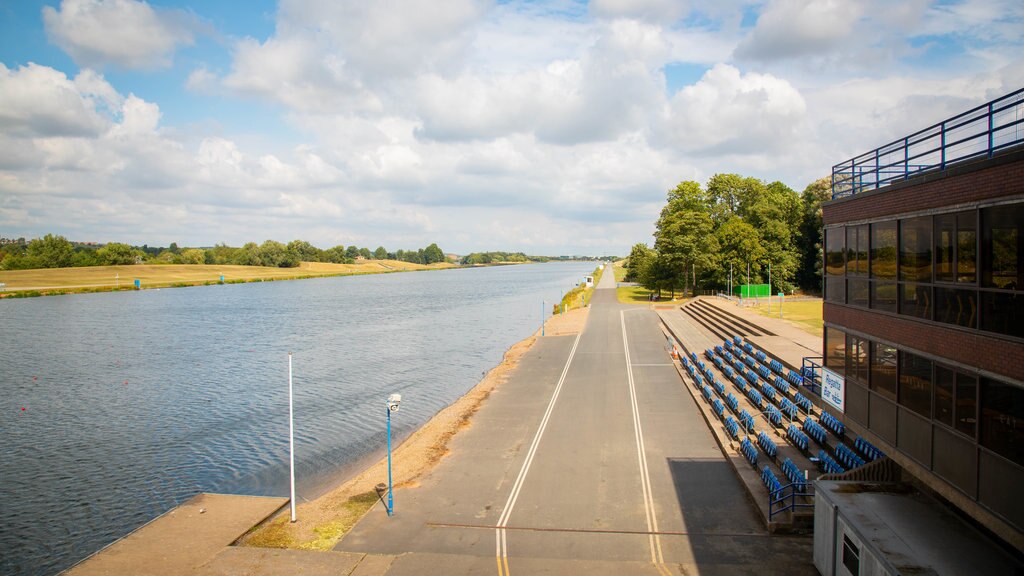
385, 393, 401, 516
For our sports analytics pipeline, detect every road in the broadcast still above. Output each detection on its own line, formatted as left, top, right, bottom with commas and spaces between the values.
335, 271, 814, 575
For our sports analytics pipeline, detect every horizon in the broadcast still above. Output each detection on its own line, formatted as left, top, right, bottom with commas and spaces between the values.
2, 0, 1022, 255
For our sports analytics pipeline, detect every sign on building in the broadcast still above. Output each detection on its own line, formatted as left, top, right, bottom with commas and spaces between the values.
821, 367, 845, 413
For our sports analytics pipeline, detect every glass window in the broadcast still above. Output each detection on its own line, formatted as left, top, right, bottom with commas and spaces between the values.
855, 225, 869, 275
900, 216, 932, 282
899, 351, 932, 416
826, 227, 845, 277
934, 366, 954, 426
871, 281, 897, 313
982, 203, 1022, 289
957, 372, 977, 438
847, 226, 857, 276
957, 211, 976, 284
848, 278, 868, 308
826, 277, 845, 304
936, 213, 956, 282
934, 287, 977, 329
846, 336, 868, 384
825, 327, 845, 374
870, 342, 897, 400
900, 283, 931, 320
979, 291, 1024, 338
980, 378, 1024, 466
871, 221, 897, 279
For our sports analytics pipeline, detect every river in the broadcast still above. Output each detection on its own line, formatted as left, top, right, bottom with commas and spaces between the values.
0, 261, 596, 575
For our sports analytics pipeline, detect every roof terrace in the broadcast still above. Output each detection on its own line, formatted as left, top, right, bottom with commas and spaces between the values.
831, 87, 1024, 200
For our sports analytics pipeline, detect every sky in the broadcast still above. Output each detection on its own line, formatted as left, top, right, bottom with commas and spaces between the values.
1, 0, 1022, 256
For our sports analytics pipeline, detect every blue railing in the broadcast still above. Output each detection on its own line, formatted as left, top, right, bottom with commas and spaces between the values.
800, 356, 823, 396
832, 87, 1024, 199
769, 482, 815, 521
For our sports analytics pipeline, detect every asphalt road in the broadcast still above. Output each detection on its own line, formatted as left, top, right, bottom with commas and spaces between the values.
336, 271, 814, 575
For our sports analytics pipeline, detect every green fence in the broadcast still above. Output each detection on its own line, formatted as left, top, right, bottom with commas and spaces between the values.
734, 284, 770, 298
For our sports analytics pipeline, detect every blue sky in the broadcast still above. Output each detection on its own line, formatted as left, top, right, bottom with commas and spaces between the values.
1, 0, 1022, 255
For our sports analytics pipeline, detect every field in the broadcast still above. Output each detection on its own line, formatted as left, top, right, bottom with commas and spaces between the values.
748, 298, 823, 336
0, 260, 455, 297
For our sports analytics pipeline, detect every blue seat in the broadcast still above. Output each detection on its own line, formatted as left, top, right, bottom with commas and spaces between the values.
694, 374, 704, 389
746, 387, 764, 410
745, 370, 760, 387
701, 385, 713, 401
755, 350, 767, 362
820, 411, 845, 437
802, 417, 827, 446
681, 356, 690, 368
757, 431, 777, 458
724, 339, 734, 350
761, 382, 776, 402
733, 336, 742, 345
769, 359, 784, 374
786, 424, 810, 452
733, 360, 746, 373
854, 436, 885, 461
779, 397, 798, 420
773, 375, 790, 396
723, 350, 734, 363
689, 352, 699, 363
781, 458, 807, 492
704, 349, 715, 361
714, 345, 724, 355
793, 392, 812, 413
724, 416, 740, 439
765, 404, 782, 427
703, 366, 715, 381
757, 365, 771, 380
740, 437, 758, 466
732, 373, 748, 393
743, 343, 754, 354
787, 370, 803, 386
761, 466, 783, 500
744, 355, 758, 369
739, 410, 756, 433
712, 398, 725, 418
836, 443, 867, 470
713, 379, 726, 397
726, 393, 739, 412
817, 449, 844, 474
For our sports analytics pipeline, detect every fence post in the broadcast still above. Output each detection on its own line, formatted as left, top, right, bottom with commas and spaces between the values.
941, 121, 947, 170
989, 102, 994, 158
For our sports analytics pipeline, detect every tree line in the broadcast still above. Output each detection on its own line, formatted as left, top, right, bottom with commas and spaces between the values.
0, 235, 448, 270
625, 174, 831, 297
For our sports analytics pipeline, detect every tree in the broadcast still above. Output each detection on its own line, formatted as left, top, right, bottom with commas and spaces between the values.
359, 247, 372, 259
654, 183, 719, 296
796, 176, 832, 293
258, 240, 298, 267
373, 246, 387, 260
423, 243, 445, 264
97, 242, 140, 265
235, 242, 262, 266
287, 240, 321, 263
179, 248, 206, 265
714, 216, 767, 287
322, 245, 351, 264
26, 234, 75, 268
624, 243, 654, 282
345, 245, 359, 259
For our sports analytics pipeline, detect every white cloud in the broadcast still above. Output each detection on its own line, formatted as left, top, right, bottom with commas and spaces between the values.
0, 63, 112, 137
589, 0, 690, 22
733, 0, 864, 62
43, 0, 200, 69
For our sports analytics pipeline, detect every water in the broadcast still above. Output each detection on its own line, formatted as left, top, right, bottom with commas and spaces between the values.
0, 262, 595, 575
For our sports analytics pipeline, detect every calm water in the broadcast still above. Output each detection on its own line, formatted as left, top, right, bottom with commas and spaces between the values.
0, 262, 595, 575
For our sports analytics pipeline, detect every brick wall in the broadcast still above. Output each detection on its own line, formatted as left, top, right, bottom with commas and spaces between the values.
824, 151, 1024, 225
824, 303, 1024, 383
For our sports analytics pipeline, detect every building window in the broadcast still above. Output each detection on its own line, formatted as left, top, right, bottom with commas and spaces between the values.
935, 366, 954, 427
934, 287, 977, 328
937, 211, 978, 284
900, 282, 931, 320
871, 281, 897, 313
982, 203, 1022, 290
900, 216, 932, 282
871, 221, 897, 279
848, 278, 869, 308
870, 342, 897, 400
980, 378, 1024, 467
979, 291, 1024, 338
846, 336, 868, 384
847, 224, 869, 276
899, 351, 932, 417
958, 211, 977, 284
842, 534, 860, 576
936, 213, 956, 283
826, 227, 845, 276
825, 327, 845, 374
957, 371, 977, 438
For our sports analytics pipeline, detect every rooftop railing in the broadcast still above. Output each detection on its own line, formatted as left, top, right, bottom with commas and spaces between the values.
832, 87, 1024, 199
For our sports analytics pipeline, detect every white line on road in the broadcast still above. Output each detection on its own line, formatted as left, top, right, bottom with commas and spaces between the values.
621, 310, 672, 576
495, 332, 582, 576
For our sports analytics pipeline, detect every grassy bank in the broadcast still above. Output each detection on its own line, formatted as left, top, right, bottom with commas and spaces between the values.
749, 298, 823, 336
611, 260, 688, 305
0, 260, 456, 298
552, 264, 605, 314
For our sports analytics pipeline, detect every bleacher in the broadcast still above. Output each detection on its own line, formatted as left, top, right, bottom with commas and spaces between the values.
740, 437, 758, 467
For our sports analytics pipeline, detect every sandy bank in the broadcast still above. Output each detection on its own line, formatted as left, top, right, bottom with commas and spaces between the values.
240, 306, 590, 550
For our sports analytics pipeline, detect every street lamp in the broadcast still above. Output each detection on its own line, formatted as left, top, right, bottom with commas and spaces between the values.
385, 393, 401, 516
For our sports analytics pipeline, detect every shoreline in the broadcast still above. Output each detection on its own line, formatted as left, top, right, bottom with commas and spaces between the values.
240, 305, 591, 551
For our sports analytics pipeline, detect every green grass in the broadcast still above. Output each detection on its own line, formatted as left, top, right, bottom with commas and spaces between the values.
615, 286, 687, 305
750, 298, 823, 336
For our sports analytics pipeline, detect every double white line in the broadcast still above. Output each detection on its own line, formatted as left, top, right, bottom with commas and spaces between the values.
621, 310, 672, 576
495, 332, 581, 576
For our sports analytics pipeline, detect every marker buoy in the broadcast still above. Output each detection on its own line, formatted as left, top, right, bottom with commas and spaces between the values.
21, 407, 26, 411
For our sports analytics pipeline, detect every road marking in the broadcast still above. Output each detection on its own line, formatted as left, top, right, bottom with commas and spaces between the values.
630, 363, 675, 367
621, 310, 673, 576
494, 332, 581, 576
431, 521, 767, 538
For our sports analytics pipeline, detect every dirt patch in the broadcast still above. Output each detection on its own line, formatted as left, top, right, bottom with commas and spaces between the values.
239, 306, 588, 551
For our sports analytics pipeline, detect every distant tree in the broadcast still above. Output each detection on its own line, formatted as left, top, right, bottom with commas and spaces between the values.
97, 242, 141, 265
179, 248, 206, 265
168, 242, 180, 254
287, 240, 321, 262
624, 243, 654, 283
796, 176, 832, 293
26, 234, 76, 268
71, 248, 99, 267
345, 245, 359, 259
423, 243, 445, 264
322, 246, 352, 264
258, 240, 298, 267
373, 246, 388, 260
359, 247, 372, 259
235, 242, 262, 266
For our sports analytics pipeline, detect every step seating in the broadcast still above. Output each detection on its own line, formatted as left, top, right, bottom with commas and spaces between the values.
757, 430, 778, 458
761, 466, 784, 500
835, 443, 867, 470
781, 458, 808, 493
855, 436, 885, 461
786, 424, 810, 452
724, 416, 740, 440
792, 392, 813, 413
779, 397, 799, 420
739, 409, 756, 433
819, 411, 845, 437
713, 379, 726, 398
711, 397, 725, 419
773, 375, 791, 396
746, 386, 764, 410
817, 450, 845, 474
740, 437, 758, 467
764, 404, 783, 427
802, 417, 828, 447
701, 385, 713, 402
725, 392, 739, 413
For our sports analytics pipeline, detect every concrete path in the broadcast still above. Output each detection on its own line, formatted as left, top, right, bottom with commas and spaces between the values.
335, 271, 814, 574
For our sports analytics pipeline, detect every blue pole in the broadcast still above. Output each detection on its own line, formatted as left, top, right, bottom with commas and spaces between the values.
386, 406, 393, 516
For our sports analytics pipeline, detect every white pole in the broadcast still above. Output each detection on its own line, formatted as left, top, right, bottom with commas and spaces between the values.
768, 261, 772, 313
288, 352, 296, 522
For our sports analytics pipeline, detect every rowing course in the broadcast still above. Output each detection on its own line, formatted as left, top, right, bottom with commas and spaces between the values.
335, 272, 814, 574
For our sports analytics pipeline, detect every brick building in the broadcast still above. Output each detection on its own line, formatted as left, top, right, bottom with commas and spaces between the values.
819, 88, 1024, 552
